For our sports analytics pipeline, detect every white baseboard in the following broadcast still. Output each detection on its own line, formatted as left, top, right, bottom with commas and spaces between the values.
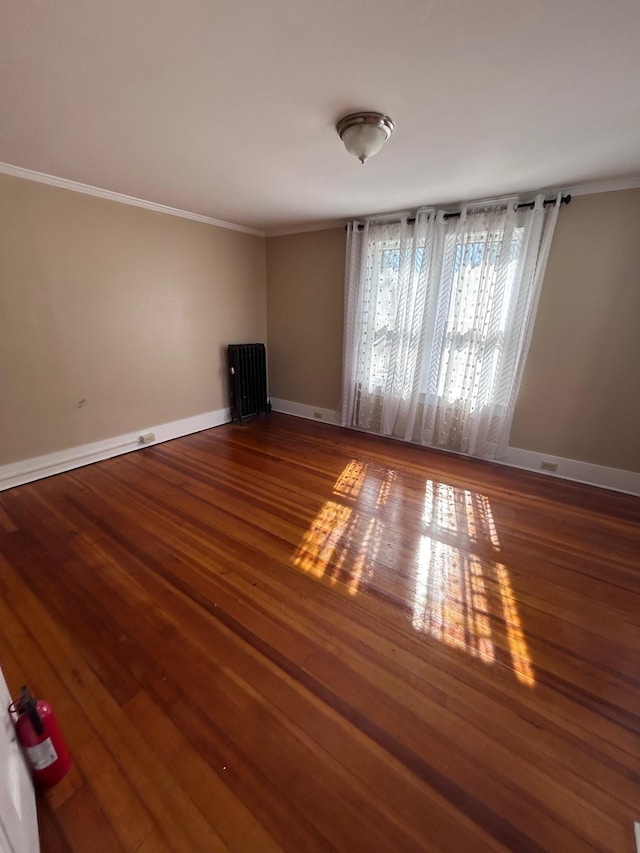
0, 408, 231, 492
501, 447, 640, 496
271, 400, 640, 495
4, 402, 637, 497
270, 398, 339, 425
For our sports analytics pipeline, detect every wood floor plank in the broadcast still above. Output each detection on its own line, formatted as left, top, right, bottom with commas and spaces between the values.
107, 561, 453, 849
48, 473, 634, 844
115, 582, 509, 851
124, 691, 285, 853
134, 830, 173, 853
35, 794, 74, 853
0, 413, 638, 852
2, 585, 229, 853
72, 456, 633, 764
0, 595, 153, 851
55, 786, 125, 853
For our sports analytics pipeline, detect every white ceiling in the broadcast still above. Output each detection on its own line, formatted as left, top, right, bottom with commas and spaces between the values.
2, 0, 640, 234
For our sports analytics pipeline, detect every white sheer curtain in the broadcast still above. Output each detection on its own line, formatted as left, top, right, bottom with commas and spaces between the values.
340, 194, 561, 459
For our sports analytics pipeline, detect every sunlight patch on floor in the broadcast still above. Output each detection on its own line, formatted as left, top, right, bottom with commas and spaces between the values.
292, 459, 535, 684
413, 539, 496, 665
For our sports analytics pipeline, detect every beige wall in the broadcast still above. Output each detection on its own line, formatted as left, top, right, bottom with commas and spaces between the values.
266, 228, 345, 410
265, 190, 640, 473
0, 174, 266, 465
510, 189, 640, 471
4, 174, 638, 473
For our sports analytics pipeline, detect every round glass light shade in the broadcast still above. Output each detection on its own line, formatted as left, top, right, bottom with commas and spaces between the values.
337, 113, 394, 164
341, 125, 387, 163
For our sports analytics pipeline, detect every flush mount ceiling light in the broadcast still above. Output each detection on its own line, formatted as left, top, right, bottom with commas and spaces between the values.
336, 112, 394, 164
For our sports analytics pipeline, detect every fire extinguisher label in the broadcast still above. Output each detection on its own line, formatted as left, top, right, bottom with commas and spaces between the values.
25, 737, 59, 771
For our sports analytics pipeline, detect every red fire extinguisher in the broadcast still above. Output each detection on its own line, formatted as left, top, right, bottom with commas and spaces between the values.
8, 686, 71, 787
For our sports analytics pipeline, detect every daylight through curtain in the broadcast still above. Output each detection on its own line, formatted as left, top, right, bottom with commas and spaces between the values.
340, 194, 561, 459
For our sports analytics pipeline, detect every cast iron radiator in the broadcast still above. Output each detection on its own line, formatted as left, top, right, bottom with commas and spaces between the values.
228, 343, 271, 422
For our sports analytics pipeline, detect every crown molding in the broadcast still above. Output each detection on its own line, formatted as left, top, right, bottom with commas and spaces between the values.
266, 220, 347, 238
0, 162, 265, 237
4, 160, 638, 240
265, 175, 640, 238
565, 174, 640, 198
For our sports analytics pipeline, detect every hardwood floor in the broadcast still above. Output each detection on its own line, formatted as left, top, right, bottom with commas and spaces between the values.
1, 413, 639, 852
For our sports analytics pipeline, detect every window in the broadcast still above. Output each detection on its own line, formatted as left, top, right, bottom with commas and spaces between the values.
437, 228, 523, 407
342, 196, 561, 458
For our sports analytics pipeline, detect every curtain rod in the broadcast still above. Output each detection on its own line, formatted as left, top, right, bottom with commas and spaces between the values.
349, 194, 572, 230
